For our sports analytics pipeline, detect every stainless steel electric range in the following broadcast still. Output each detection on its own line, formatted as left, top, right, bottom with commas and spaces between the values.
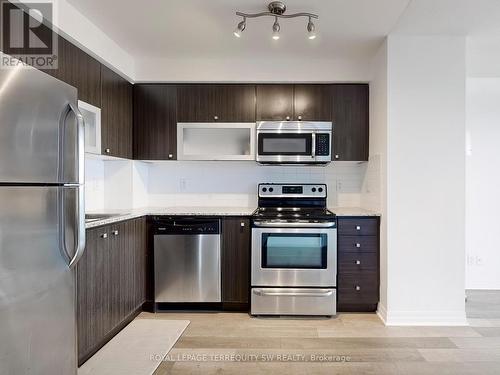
250, 183, 337, 316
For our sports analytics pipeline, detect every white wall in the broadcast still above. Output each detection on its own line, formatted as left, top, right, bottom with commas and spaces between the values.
147, 161, 366, 208
382, 35, 466, 325
465, 78, 500, 289
85, 159, 367, 210
135, 57, 371, 83
362, 40, 388, 315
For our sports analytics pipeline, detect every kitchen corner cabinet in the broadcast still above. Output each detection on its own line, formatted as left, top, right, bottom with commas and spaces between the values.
331, 84, 369, 161
177, 85, 256, 123
77, 217, 146, 365
337, 217, 379, 312
222, 217, 251, 310
133, 85, 177, 160
101, 65, 133, 159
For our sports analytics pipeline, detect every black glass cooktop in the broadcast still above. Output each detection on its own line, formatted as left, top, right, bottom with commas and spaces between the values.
252, 207, 335, 220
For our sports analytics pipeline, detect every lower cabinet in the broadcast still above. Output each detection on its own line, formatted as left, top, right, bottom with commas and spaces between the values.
337, 217, 380, 312
221, 217, 251, 310
77, 217, 146, 365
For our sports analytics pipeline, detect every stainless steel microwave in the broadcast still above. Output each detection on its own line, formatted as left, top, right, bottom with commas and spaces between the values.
256, 121, 332, 165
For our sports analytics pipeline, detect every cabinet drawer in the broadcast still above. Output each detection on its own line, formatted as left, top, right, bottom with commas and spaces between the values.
338, 236, 378, 253
338, 272, 378, 292
338, 252, 378, 272
338, 218, 378, 236
338, 272, 378, 304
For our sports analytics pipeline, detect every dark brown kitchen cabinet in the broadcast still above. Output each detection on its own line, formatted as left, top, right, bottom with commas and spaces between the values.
337, 217, 379, 312
256, 84, 294, 121
331, 84, 369, 161
222, 217, 251, 310
101, 65, 133, 159
177, 84, 255, 122
77, 217, 146, 365
42, 36, 101, 107
134, 85, 177, 160
294, 84, 332, 121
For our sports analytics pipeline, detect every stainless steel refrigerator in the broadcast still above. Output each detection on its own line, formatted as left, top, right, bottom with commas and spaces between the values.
0, 54, 85, 375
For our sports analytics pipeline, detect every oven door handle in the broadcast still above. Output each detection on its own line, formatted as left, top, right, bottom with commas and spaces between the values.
253, 220, 336, 228
253, 289, 334, 297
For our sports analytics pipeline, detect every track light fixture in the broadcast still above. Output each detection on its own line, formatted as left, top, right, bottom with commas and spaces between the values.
234, 1, 318, 40
272, 17, 280, 40
233, 17, 246, 38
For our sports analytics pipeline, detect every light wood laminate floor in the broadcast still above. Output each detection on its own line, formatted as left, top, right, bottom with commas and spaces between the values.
135, 304, 500, 375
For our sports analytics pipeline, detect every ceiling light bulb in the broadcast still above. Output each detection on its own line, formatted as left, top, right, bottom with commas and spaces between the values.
272, 17, 280, 40
307, 18, 316, 39
234, 18, 246, 38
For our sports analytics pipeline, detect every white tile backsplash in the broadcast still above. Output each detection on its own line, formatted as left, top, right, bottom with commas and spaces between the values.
85, 158, 367, 210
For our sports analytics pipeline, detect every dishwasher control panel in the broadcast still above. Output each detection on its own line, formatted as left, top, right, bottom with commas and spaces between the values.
152, 217, 220, 235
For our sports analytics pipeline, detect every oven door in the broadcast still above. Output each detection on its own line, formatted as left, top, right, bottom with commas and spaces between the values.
251, 226, 337, 287
256, 131, 314, 163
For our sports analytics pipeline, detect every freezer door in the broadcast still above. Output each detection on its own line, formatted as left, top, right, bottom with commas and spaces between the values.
0, 54, 81, 184
0, 186, 83, 375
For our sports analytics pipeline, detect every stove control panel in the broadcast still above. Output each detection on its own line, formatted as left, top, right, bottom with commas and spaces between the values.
259, 184, 327, 198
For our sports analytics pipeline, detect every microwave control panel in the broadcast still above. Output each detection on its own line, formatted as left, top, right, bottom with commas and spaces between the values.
315, 133, 330, 156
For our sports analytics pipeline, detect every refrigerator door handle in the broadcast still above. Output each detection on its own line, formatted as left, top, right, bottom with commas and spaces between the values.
59, 103, 86, 269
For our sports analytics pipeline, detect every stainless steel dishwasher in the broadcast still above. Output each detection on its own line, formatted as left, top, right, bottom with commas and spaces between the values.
153, 217, 221, 303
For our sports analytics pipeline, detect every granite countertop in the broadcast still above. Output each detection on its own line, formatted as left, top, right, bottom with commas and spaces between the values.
85, 206, 381, 229
85, 206, 256, 228
328, 207, 381, 217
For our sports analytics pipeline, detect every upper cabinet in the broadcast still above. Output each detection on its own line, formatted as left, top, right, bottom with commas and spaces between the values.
43, 36, 101, 107
177, 85, 255, 122
294, 84, 332, 121
134, 85, 177, 160
256, 84, 294, 121
101, 65, 133, 159
331, 84, 369, 161
256, 84, 332, 122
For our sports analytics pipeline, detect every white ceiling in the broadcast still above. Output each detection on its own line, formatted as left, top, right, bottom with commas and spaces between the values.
67, 0, 410, 60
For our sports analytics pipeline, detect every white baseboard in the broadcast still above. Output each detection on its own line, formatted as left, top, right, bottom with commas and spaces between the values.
376, 304, 467, 326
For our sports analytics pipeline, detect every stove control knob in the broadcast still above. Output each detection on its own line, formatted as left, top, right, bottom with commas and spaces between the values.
318, 187, 324, 192
269, 187, 274, 192
311, 187, 316, 192
262, 187, 267, 192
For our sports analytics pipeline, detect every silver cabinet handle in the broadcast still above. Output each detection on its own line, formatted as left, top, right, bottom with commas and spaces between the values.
356, 225, 361, 231
355, 286, 361, 291
297, 115, 302, 120
253, 289, 333, 297
240, 222, 245, 227
105, 148, 110, 154
355, 260, 361, 265
101, 233, 108, 239
355, 243, 361, 248
168, 153, 173, 159
214, 115, 218, 121
112, 230, 119, 236
335, 154, 340, 159
286, 116, 290, 121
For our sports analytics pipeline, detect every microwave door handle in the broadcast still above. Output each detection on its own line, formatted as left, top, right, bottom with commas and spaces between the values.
311, 133, 316, 158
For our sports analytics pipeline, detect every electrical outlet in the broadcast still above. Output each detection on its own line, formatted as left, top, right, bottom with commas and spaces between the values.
467, 254, 483, 266
179, 178, 187, 192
